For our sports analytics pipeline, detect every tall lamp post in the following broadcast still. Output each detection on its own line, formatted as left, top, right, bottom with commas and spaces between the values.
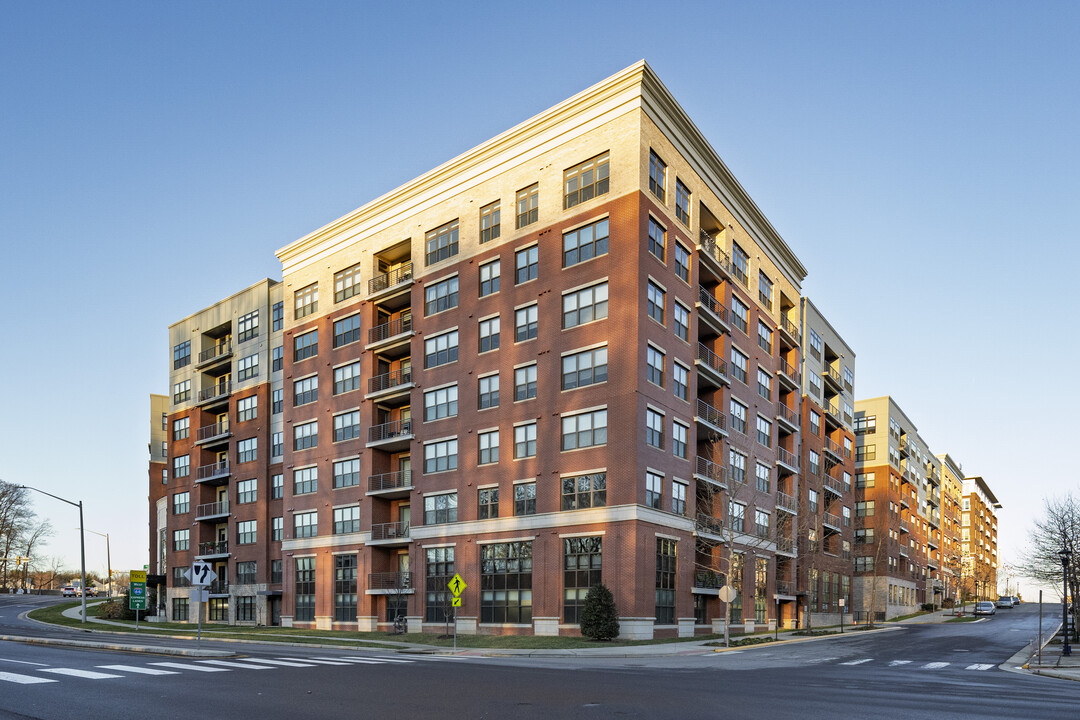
1060, 547, 1072, 657
19, 485, 87, 624
84, 529, 111, 598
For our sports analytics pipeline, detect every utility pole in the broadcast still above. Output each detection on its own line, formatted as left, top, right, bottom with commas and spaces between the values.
20, 485, 87, 623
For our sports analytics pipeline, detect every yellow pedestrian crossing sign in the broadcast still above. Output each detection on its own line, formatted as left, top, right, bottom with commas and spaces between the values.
451, 597, 462, 607
448, 573, 466, 597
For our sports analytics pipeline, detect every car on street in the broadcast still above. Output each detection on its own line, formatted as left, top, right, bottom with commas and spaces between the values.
84, 587, 97, 597
61, 586, 76, 597
1012, 596, 1021, 605
974, 601, 997, 615
996, 595, 1015, 609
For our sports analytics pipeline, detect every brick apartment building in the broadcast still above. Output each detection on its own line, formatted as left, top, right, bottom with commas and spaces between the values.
961, 476, 1000, 601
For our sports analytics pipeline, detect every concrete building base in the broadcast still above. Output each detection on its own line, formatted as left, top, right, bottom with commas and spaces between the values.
618, 618, 655, 640
357, 616, 378, 632
533, 617, 560, 636
678, 618, 696, 637
456, 616, 477, 635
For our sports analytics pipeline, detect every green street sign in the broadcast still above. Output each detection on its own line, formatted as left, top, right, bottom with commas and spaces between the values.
129, 581, 147, 611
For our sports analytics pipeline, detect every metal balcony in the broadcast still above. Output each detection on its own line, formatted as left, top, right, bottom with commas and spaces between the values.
823, 437, 844, 463
197, 341, 232, 368
367, 262, 413, 299
823, 512, 842, 532
195, 461, 230, 485
779, 315, 801, 346
695, 513, 725, 539
776, 447, 800, 473
899, 520, 910, 534
196, 541, 229, 559
366, 418, 414, 451
368, 521, 411, 546
367, 315, 414, 351
693, 571, 723, 596
822, 364, 843, 393
776, 403, 800, 434
197, 380, 232, 406
694, 455, 727, 490
695, 343, 730, 388
824, 401, 842, 428
776, 492, 797, 514
696, 288, 731, 336
207, 580, 229, 596
195, 500, 229, 521
367, 470, 413, 498
775, 535, 796, 557
823, 473, 844, 497
366, 571, 414, 594
366, 367, 414, 399
694, 399, 727, 439
776, 582, 796, 596
195, 419, 231, 445
696, 230, 734, 283
777, 358, 800, 389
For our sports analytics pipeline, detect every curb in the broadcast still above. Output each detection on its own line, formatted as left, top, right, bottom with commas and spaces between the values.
0, 634, 234, 658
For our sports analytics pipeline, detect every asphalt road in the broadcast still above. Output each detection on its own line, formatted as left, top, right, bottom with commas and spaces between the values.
1, 596, 1077, 720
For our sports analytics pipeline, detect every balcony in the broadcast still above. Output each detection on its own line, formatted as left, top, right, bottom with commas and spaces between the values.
695, 343, 730, 388
823, 437, 844, 464
899, 545, 909, 558
195, 461, 230, 485
897, 438, 910, 458
779, 315, 801, 346
196, 341, 232, 369
696, 288, 731, 336
197, 380, 232, 407
367, 315, 414, 353
368, 521, 411, 546
776, 447, 800, 474
900, 494, 911, 509
207, 580, 229, 596
367, 262, 413, 300
822, 364, 843, 393
696, 230, 734, 283
195, 419, 231, 446
366, 571, 415, 595
694, 455, 726, 490
823, 473, 844, 497
776, 403, 799, 434
823, 512, 841, 532
824, 401, 842, 429
775, 535, 796, 557
777, 358, 800, 390
366, 418, 414, 452
695, 513, 725, 540
367, 470, 413, 498
196, 541, 229, 559
776, 582, 796, 597
366, 367, 414, 401
693, 570, 723, 596
776, 492, 797, 514
195, 500, 229, 521
694, 399, 727, 440
899, 519, 910, 534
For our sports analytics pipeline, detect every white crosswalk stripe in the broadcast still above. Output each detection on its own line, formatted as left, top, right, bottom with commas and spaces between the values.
888, 660, 911, 666
339, 656, 415, 664
274, 657, 351, 665
196, 660, 274, 670
920, 662, 950, 670
149, 662, 230, 672
965, 663, 995, 671
240, 658, 317, 667
840, 658, 873, 665
40, 668, 123, 680
96, 665, 179, 676
0, 671, 57, 685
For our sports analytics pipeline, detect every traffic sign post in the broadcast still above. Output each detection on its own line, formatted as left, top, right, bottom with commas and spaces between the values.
718, 584, 737, 648
184, 561, 218, 644
448, 573, 467, 652
129, 570, 147, 629
839, 598, 845, 633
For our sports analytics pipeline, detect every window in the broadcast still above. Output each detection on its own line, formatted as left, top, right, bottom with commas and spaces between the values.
674, 242, 690, 283
647, 217, 666, 262
672, 480, 687, 516
514, 364, 537, 401
334, 361, 362, 394
333, 314, 362, 348
754, 510, 770, 539
515, 245, 538, 284
855, 472, 875, 489
237, 520, 257, 545
425, 219, 459, 266
758, 272, 773, 310
294, 329, 317, 361
656, 538, 676, 624
334, 262, 362, 303
294, 376, 318, 406
731, 243, 749, 285
272, 388, 283, 414
673, 361, 689, 401
648, 150, 666, 200
480, 201, 501, 244
514, 483, 536, 516
333, 458, 360, 488
424, 492, 458, 524
561, 409, 607, 450
564, 153, 609, 208
478, 488, 499, 519
647, 281, 665, 324
854, 415, 876, 435
674, 179, 690, 225
478, 430, 499, 465
424, 329, 459, 368
425, 276, 459, 315
236, 562, 257, 585
645, 471, 663, 509
563, 282, 608, 328
173, 341, 190, 369
173, 455, 190, 478
478, 374, 499, 410
562, 346, 607, 390
333, 410, 360, 442
424, 385, 458, 422
673, 422, 689, 459
333, 506, 360, 535
564, 537, 602, 623
755, 463, 771, 493
756, 416, 772, 447
173, 529, 189, 551
294, 283, 318, 319
271, 516, 283, 542
480, 541, 533, 624
238, 310, 259, 343
424, 439, 458, 473
757, 369, 772, 400
237, 478, 256, 504
855, 557, 874, 572
563, 217, 609, 267
562, 472, 606, 510
294, 466, 317, 495
271, 345, 283, 372
730, 399, 748, 434
646, 345, 665, 387
294, 421, 318, 450
295, 557, 315, 621
516, 184, 538, 228
237, 353, 259, 381
172, 597, 189, 620
856, 444, 876, 462
646, 408, 665, 449
809, 450, 820, 476
729, 450, 746, 484
856, 501, 875, 517
843, 506, 852, 527
809, 329, 823, 360
173, 380, 191, 404
673, 302, 690, 341
172, 492, 189, 515
809, 411, 821, 436
514, 304, 537, 342
731, 297, 749, 333
232, 595, 253, 622
757, 321, 773, 354
729, 502, 746, 533
272, 301, 284, 331
425, 547, 455, 623
271, 473, 283, 499
808, 373, 822, 398
479, 258, 500, 296
844, 366, 855, 392
294, 511, 317, 538
173, 417, 189, 440
514, 422, 537, 459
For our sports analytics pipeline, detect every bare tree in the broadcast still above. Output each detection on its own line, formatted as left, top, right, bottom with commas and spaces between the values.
1019, 493, 1079, 638
0, 482, 37, 589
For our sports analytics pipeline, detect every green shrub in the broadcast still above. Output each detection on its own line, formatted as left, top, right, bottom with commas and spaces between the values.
921, 603, 936, 612
580, 583, 619, 641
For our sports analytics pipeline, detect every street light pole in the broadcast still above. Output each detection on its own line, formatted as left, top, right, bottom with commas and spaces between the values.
84, 529, 111, 598
20, 485, 86, 624
1059, 547, 1072, 657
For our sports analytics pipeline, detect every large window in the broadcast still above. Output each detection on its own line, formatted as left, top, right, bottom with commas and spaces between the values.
655, 538, 676, 624
514, 364, 537, 401
673, 361, 689, 401
425, 276, 459, 316
173, 380, 190, 404
334, 361, 362, 394
514, 422, 537, 459
730, 399, 748, 434
756, 416, 772, 447
173, 417, 189, 440
856, 444, 876, 462
294, 511, 317, 539
561, 472, 606, 510
271, 473, 283, 499
478, 374, 499, 410
757, 321, 773, 355
646, 345, 665, 387
271, 517, 283, 541
731, 297, 749, 334
294, 376, 318, 406
478, 487, 499, 519
174, 455, 190, 478
480, 201, 500, 244
424, 439, 458, 474
729, 501, 746, 533
237, 478, 256, 504
294, 421, 318, 450
755, 463, 771, 493
294, 329, 318, 361
294, 466, 317, 495
755, 557, 769, 623
674, 242, 690, 283
334, 262, 362, 303
647, 217, 665, 262
333, 555, 357, 622
673, 422, 689, 460
333, 458, 360, 488
333, 410, 360, 442
236, 561, 257, 585
424, 330, 459, 368
172, 492, 189, 515
237, 396, 257, 422
294, 283, 318, 320
425, 219, 459, 266
237, 353, 259, 381
516, 184, 538, 229
333, 506, 360, 535
173, 341, 190, 369
272, 301, 284, 331
561, 409, 607, 450
647, 281, 665, 324
731, 243, 749, 286
563, 282, 608, 328
562, 346, 607, 390
295, 557, 315, 621
672, 480, 687, 516
424, 492, 458, 524
272, 388, 283, 414
237, 520, 256, 545
479, 258, 500, 297
758, 272, 773, 310
646, 471, 663, 509
564, 537, 602, 624
238, 310, 259, 343
729, 450, 747, 485
425, 547, 454, 623
648, 150, 666, 200
333, 314, 362, 348
172, 597, 189, 621
480, 541, 533, 624
564, 153, 609, 208
478, 430, 499, 465
673, 302, 689, 341
173, 529, 189, 551
514, 304, 538, 342
515, 245, 538, 284
757, 369, 772, 401
563, 217, 609, 267
646, 408, 665, 450
674, 179, 690, 225
514, 483, 536, 516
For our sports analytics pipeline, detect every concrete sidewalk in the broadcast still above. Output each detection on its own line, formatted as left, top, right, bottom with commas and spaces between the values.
1026, 632, 1080, 682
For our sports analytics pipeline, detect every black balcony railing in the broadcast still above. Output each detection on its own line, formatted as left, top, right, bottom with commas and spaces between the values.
696, 343, 728, 377
695, 456, 726, 486
368, 315, 413, 345
370, 521, 410, 542
694, 571, 723, 589
197, 541, 228, 556
695, 513, 724, 536
696, 399, 726, 430
197, 419, 230, 442
368, 470, 413, 493
777, 447, 799, 469
195, 500, 229, 519
368, 418, 413, 444
368, 262, 413, 295
195, 461, 229, 481
778, 358, 800, 386
198, 380, 231, 403
698, 231, 733, 275
368, 367, 412, 394
777, 492, 797, 513
780, 315, 801, 342
198, 341, 232, 364
368, 571, 413, 590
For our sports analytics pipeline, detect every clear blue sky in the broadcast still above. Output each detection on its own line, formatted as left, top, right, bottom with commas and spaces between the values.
2, 1, 1076, 592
